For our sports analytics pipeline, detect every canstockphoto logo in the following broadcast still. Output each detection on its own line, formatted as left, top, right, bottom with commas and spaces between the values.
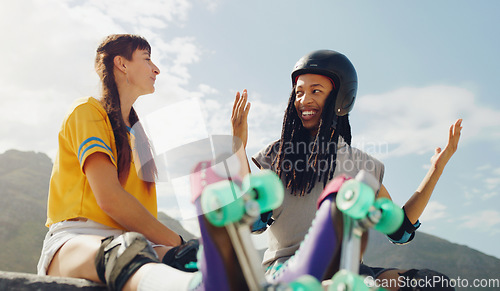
365, 275, 500, 289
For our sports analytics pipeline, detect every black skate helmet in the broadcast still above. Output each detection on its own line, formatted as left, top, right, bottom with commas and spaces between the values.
291, 50, 357, 116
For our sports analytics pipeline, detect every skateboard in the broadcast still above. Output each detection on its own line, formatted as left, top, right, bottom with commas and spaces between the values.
325, 170, 404, 291
198, 159, 323, 290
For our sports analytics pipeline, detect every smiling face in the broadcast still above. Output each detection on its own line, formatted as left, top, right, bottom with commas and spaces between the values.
124, 49, 160, 95
294, 74, 333, 136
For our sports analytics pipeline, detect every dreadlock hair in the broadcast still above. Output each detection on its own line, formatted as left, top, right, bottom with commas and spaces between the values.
95, 34, 157, 187
268, 85, 352, 196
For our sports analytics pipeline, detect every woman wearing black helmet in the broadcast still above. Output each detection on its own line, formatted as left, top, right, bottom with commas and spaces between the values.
232, 50, 462, 290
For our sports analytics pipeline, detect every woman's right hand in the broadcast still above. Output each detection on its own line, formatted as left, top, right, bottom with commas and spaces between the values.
231, 89, 251, 149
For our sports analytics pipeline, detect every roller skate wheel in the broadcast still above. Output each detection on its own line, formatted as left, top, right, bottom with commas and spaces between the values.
201, 180, 245, 227
242, 170, 284, 213
329, 270, 369, 291
373, 198, 404, 235
287, 275, 322, 291
336, 180, 375, 219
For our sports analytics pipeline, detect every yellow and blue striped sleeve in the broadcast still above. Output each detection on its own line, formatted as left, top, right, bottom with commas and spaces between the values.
65, 101, 117, 171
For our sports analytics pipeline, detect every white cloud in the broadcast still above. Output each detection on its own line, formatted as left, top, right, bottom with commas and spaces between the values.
152, 36, 202, 81
0, 0, 200, 156
462, 166, 500, 201
482, 192, 498, 200
419, 201, 448, 222
199, 0, 221, 12
199, 84, 219, 95
482, 176, 500, 200
463, 187, 483, 200
476, 164, 492, 172
352, 85, 500, 158
485, 177, 500, 191
460, 210, 500, 234
246, 96, 286, 151
463, 190, 475, 201
80, 0, 191, 29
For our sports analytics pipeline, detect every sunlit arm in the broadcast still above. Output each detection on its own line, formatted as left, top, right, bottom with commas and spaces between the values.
84, 152, 182, 246
231, 89, 252, 177
378, 119, 462, 224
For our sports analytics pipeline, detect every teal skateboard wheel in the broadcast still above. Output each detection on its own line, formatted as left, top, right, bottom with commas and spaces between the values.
329, 270, 370, 291
287, 275, 323, 291
336, 180, 375, 219
242, 170, 284, 213
373, 198, 404, 234
201, 180, 245, 227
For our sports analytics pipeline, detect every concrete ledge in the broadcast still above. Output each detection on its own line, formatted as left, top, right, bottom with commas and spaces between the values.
0, 271, 107, 290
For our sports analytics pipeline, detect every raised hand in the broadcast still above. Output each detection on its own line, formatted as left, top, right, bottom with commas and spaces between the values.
431, 118, 463, 170
231, 89, 251, 149
402, 119, 463, 224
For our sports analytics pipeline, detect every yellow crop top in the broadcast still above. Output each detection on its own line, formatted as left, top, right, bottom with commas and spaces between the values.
46, 97, 157, 229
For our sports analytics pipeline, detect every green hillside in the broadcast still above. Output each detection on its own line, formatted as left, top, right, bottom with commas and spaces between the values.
0, 149, 195, 274
0, 150, 51, 273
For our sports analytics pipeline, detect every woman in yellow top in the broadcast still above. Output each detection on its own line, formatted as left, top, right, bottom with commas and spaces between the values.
37, 34, 203, 291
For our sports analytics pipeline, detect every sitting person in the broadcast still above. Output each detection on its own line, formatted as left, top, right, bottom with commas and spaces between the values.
37, 34, 251, 291
231, 49, 461, 290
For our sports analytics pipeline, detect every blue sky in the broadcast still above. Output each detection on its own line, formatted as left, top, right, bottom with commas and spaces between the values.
1, 0, 499, 260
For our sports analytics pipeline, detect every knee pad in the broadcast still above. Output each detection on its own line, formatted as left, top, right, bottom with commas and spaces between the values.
95, 232, 159, 291
398, 269, 455, 291
162, 239, 200, 272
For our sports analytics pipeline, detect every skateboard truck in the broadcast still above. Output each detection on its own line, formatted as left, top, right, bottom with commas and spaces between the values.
198, 156, 281, 290
199, 158, 323, 290
326, 170, 404, 291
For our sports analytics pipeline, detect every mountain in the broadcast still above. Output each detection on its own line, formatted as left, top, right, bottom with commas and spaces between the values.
363, 230, 500, 290
1, 149, 499, 290
0, 149, 196, 274
0, 150, 51, 273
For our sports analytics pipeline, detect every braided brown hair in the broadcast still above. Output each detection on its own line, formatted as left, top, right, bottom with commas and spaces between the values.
95, 34, 157, 186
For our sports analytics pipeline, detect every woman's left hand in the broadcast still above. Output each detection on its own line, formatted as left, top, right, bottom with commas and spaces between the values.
231, 89, 251, 149
431, 118, 463, 169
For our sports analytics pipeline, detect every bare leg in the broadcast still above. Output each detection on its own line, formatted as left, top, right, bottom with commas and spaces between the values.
47, 234, 170, 291
47, 235, 103, 282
